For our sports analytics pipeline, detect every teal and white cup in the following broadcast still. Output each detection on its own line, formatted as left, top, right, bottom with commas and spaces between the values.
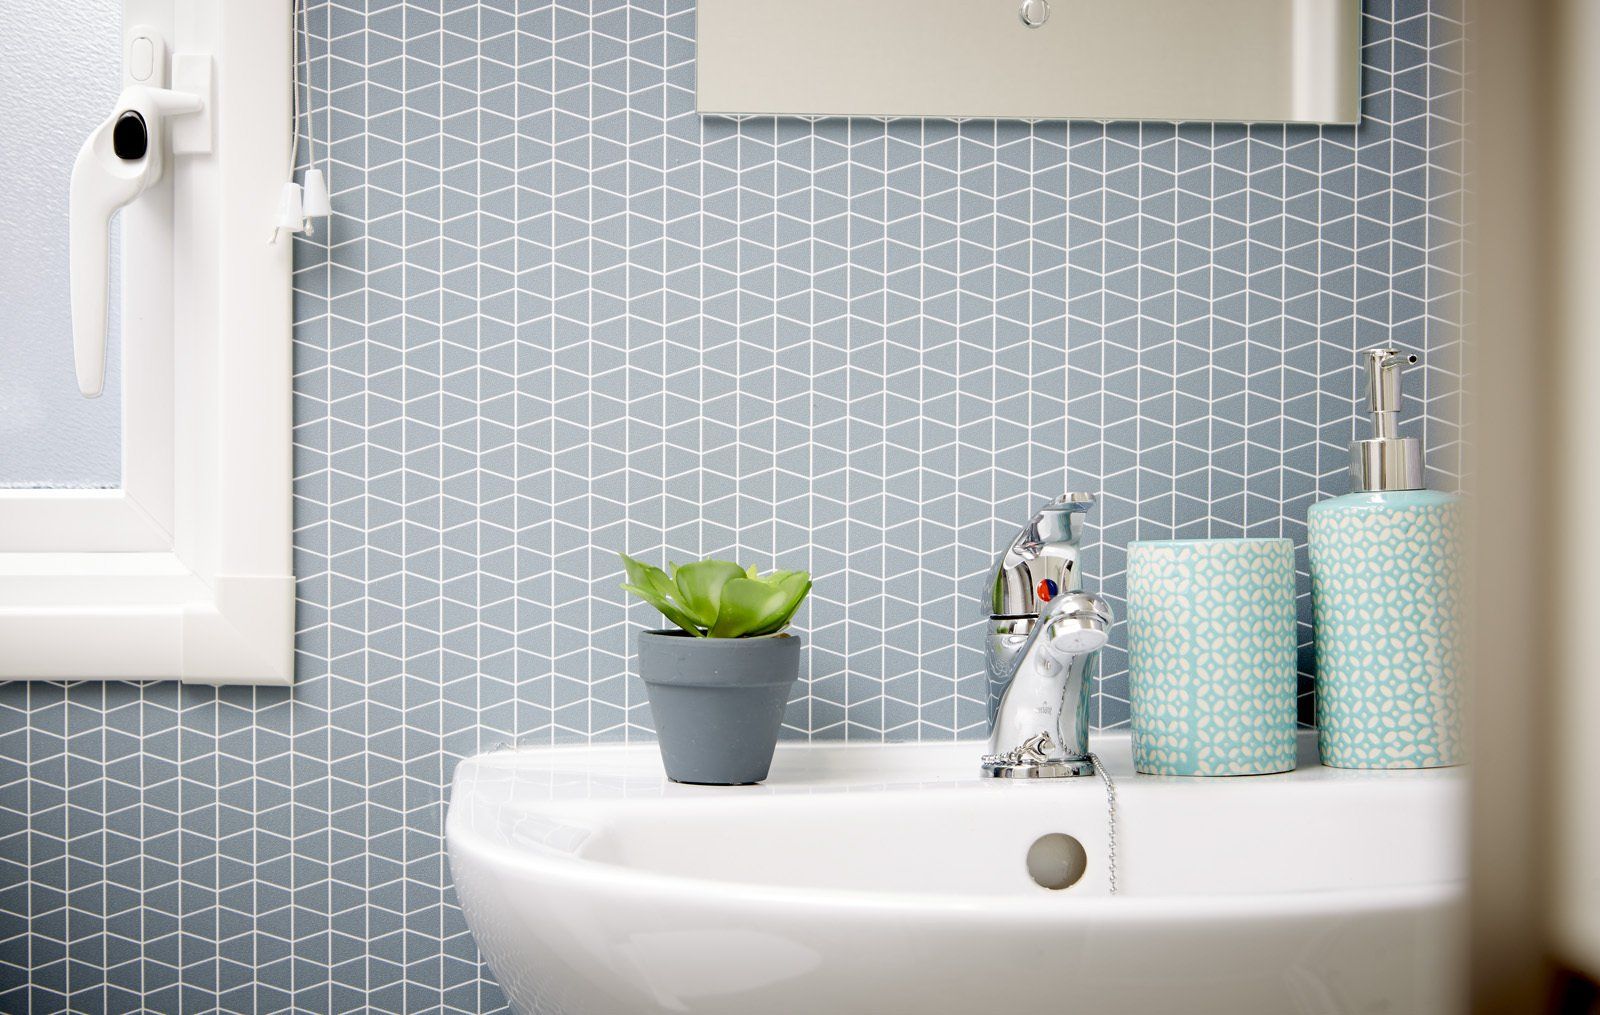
1125, 538, 1299, 776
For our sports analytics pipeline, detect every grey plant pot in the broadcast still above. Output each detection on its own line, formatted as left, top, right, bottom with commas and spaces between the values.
636, 629, 802, 785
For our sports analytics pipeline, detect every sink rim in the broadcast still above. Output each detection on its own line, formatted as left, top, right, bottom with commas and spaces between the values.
449, 729, 1459, 790
447, 733, 1465, 919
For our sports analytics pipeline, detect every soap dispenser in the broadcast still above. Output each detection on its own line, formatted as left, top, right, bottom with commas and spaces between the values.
1308, 348, 1464, 769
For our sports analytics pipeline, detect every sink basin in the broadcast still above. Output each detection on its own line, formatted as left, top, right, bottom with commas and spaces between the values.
447, 734, 1464, 1015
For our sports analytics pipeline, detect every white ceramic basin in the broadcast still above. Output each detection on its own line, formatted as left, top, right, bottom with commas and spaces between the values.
447, 734, 1464, 1015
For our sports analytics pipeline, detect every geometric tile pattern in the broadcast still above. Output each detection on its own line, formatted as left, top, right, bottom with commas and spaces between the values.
0, 0, 1463, 1010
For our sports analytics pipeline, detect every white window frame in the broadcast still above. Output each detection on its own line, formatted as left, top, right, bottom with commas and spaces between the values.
0, 1, 293, 684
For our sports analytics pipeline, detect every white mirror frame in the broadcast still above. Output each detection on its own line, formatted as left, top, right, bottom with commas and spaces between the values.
0, 1, 293, 684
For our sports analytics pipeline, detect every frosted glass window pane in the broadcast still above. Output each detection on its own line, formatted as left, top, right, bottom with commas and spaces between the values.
0, 2, 124, 489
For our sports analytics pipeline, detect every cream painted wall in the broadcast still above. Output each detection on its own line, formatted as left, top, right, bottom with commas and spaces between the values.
1555, 0, 1600, 979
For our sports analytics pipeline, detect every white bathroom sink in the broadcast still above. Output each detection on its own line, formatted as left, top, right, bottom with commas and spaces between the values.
447, 733, 1464, 1015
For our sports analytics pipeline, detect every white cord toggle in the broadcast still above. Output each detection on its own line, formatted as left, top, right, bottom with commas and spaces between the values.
268, 172, 330, 244
302, 168, 330, 219
270, 182, 304, 244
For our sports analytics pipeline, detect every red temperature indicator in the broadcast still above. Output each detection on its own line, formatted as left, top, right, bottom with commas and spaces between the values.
1036, 578, 1058, 602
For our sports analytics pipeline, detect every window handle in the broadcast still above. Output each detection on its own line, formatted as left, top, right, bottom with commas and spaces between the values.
69, 83, 202, 398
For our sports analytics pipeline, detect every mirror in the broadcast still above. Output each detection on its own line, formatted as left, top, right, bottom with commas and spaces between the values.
699, 0, 1360, 124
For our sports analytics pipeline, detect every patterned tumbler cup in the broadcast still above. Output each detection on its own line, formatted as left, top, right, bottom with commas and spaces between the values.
1125, 538, 1298, 776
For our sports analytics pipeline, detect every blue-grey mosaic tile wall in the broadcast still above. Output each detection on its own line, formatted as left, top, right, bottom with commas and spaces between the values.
0, 0, 1463, 1011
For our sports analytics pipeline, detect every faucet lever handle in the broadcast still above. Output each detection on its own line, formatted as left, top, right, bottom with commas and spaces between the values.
1010, 492, 1095, 560
984, 493, 1096, 617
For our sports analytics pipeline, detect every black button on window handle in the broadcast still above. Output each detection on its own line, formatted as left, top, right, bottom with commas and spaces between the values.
112, 111, 148, 161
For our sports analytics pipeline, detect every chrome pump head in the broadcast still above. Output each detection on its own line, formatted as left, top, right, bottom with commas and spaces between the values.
1351, 347, 1424, 493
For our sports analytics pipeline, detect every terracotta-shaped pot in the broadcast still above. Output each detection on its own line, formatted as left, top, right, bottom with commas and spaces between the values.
636, 630, 801, 785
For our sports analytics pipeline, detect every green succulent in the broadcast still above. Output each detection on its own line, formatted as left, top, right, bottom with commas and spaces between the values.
619, 553, 811, 638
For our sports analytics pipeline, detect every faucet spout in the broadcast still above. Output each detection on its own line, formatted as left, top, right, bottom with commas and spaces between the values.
980, 495, 1114, 779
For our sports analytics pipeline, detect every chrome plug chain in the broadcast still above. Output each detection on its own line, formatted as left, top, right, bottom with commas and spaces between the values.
980, 731, 1057, 769
1084, 752, 1119, 896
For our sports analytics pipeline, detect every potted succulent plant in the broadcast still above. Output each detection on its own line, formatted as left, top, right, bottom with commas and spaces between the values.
620, 554, 812, 785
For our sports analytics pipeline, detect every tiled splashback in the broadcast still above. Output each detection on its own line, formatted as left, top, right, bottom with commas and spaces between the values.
0, 0, 1462, 1011
291, 0, 1462, 740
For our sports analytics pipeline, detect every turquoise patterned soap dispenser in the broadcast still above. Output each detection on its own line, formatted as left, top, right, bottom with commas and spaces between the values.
1308, 348, 1464, 769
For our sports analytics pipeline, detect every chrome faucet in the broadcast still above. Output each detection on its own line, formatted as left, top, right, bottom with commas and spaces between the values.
980, 493, 1115, 778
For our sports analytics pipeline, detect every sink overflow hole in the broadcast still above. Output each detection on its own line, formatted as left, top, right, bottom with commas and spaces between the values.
1026, 833, 1088, 890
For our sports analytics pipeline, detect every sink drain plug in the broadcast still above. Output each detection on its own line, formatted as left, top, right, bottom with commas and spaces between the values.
1025, 832, 1088, 890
